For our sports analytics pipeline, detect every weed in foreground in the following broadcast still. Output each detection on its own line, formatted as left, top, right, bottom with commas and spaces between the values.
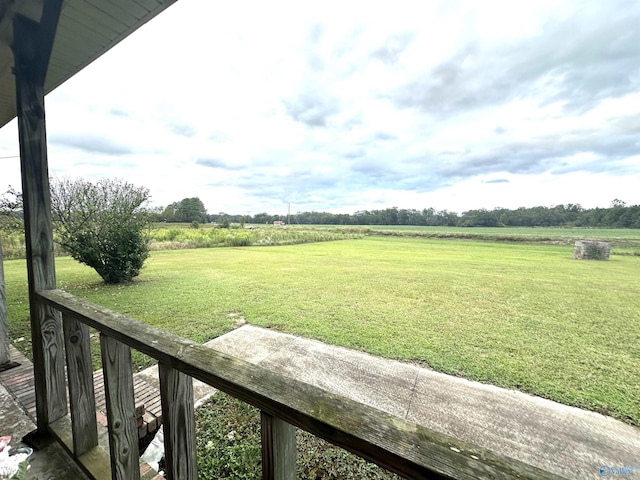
195, 392, 399, 479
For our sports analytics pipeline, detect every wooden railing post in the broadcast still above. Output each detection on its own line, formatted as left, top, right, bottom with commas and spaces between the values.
261, 412, 297, 480
63, 311, 98, 457
100, 334, 140, 480
12, 7, 67, 428
159, 362, 197, 480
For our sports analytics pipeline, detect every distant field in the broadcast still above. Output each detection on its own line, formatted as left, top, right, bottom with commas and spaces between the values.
299, 225, 640, 253
303, 223, 640, 238
366, 224, 640, 238
147, 224, 362, 250
153, 222, 640, 239
2, 224, 638, 259
4, 236, 639, 426
150, 223, 640, 253
0, 224, 363, 259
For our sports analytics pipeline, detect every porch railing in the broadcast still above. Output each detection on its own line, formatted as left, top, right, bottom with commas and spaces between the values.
35, 288, 560, 480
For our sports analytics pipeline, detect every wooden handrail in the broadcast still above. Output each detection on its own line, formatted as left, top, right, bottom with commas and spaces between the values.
37, 288, 562, 480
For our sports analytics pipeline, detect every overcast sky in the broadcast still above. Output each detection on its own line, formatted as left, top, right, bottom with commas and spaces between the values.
1, 0, 639, 215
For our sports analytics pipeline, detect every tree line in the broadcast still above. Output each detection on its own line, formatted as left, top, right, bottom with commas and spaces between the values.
198, 202, 640, 228
145, 195, 639, 228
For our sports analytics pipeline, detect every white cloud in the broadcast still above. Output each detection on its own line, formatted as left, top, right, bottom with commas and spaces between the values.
1, 0, 639, 214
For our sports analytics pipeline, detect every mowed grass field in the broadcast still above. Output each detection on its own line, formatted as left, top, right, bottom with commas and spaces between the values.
366, 225, 640, 237
310, 224, 640, 254
4, 235, 639, 425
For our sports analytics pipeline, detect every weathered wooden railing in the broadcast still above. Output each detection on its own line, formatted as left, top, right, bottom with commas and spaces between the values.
35, 288, 560, 480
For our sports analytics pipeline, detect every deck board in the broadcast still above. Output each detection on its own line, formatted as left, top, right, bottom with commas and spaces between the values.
0, 345, 163, 437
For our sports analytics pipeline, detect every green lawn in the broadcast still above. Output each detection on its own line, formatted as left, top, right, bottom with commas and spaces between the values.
3, 236, 639, 425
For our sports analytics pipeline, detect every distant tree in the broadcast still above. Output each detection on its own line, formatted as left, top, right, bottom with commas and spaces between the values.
422, 207, 436, 226
0, 186, 23, 233
159, 202, 178, 222
175, 197, 207, 223
605, 199, 632, 227
0, 187, 24, 265
398, 208, 411, 225
218, 215, 230, 228
147, 205, 164, 223
51, 178, 151, 284
382, 207, 399, 225
253, 212, 273, 224
435, 209, 458, 226
353, 210, 369, 225
459, 209, 499, 227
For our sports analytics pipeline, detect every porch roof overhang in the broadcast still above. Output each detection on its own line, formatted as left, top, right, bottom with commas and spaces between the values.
0, 0, 176, 129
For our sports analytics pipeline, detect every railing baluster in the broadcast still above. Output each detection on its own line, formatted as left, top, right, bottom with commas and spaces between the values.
39, 303, 68, 423
63, 311, 98, 457
159, 362, 197, 480
100, 334, 140, 480
261, 411, 297, 480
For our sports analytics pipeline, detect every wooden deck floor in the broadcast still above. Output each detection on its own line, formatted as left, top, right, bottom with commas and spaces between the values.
0, 345, 163, 439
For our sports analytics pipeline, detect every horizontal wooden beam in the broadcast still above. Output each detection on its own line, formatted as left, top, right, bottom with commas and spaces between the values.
38, 288, 562, 480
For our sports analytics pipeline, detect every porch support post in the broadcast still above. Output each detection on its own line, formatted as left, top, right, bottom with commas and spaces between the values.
11, 2, 67, 428
0, 237, 8, 366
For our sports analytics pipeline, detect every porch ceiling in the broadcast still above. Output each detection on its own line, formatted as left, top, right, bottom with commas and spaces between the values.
0, 0, 176, 129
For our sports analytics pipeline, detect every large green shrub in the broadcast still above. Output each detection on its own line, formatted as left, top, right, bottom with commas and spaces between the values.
51, 177, 151, 284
